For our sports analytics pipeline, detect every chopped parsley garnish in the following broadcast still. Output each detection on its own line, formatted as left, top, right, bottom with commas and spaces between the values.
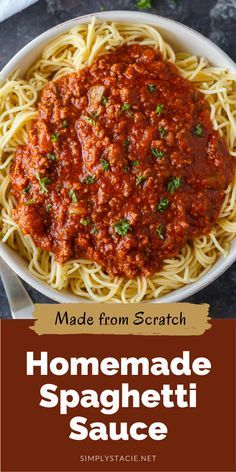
84, 175, 96, 184
155, 198, 169, 212
46, 204, 52, 212
80, 217, 91, 226
159, 127, 166, 138
51, 133, 60, 143
62, 120, 68, 128
124, 139, 130, 146
102, 95, 108, 105
133, 160, 139, 167
114, 218, 130, 236
167, 176, 182, 194
123, 164, 130, 173
151, 147, 165, 158
156, 103, 164, 115
85, 116, 96, 126
148, 84, 156, 92
100, 158, 110, 171
25, 199, 35, 206
36, 171, 52, 194
136, 175, 146, 186
193, 123, 204, 137
23, 184, 31, 194
91, 224, 98, 235
69, 188, 78, 203
121, 102, 131, 113
156, 224, 164, 240
47, 153, 57, 161
136, 0, 151, 9
92, 112, 99, 119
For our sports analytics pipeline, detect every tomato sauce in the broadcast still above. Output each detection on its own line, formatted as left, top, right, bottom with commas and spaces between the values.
11, 45, 234, 278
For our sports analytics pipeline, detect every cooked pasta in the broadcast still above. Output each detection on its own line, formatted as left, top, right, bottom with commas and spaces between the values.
0, 18, 235, 302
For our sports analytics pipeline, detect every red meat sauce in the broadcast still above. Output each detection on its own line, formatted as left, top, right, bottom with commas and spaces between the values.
11, 44, 234, 278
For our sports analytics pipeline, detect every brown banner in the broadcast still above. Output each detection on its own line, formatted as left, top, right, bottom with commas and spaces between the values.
1, 319, 235, 472
31, 303, 211, 336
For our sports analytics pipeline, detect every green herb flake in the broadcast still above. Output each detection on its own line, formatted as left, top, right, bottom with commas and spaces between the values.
91, 224, 98, 235
85, 116, 96, 126
159, 127, 166, 138
136, 0, 151, 9
156, 224, 164, 240
155, 198, 170, 213
151, 147, 165, 159
156, 103, 164, 115
102, 95, 108, 105
92, 112, 98, 119
46, 204, 52, 212
69, 188, 78, 203
121, 102, 131, 113
100, 158, 110, 172
192, 123, 204, 137
133, 160, 139, 167
84, 175, 96, 184
25, 199, 35, 206
47, 153, 57, 161
114, 218, 130, 236
36, 171, 52, 194
136, 175, 146, 186
23, 184, 31, 194
123, 164, 130, 173
62, 120, 68, 128
148, 84, 156, 92
124, 139, 130, 146
167, 176, 182, 194
80, 217, 91, 226
51, 133, 60, 143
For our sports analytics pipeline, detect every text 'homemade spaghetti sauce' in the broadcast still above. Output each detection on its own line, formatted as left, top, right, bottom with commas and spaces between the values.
11, 45, 234, 278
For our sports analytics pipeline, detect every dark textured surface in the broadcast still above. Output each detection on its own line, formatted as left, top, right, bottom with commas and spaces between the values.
0, 0, 235, 318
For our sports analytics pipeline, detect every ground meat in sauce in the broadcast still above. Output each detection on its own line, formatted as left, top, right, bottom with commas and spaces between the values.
10, 44, 235, 278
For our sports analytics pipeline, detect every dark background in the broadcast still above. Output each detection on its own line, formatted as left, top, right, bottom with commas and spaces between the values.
0, 0, 235, 318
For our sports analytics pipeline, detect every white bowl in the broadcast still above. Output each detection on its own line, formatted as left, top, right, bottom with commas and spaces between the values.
0, 11, 235, 303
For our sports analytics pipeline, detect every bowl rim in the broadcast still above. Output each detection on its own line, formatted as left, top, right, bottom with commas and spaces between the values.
0, 10, 236, 304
